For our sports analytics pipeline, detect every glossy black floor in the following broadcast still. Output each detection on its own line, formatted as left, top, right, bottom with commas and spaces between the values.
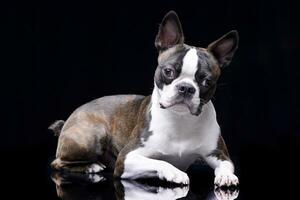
1, 139, 298, 200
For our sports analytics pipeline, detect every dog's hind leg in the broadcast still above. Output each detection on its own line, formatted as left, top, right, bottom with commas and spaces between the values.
51, 117, 109, 173
51, 159, 106, 173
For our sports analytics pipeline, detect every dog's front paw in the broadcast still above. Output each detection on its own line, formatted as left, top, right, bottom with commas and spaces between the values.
214, 173, 239, 187
214, 187, 239, 200
157, 163, 189, 185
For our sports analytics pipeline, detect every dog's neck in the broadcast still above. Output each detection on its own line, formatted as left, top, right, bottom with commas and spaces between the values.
149, 84, 218, 143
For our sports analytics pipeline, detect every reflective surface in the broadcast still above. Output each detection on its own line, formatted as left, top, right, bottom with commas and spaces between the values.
51, 172, 240, 200
1, 149, 297, 200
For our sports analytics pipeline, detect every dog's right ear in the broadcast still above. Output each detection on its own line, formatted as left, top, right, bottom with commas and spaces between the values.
155, 11, 184, 51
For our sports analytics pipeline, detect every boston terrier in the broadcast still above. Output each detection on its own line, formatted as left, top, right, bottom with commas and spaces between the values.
50, 11, 239, 187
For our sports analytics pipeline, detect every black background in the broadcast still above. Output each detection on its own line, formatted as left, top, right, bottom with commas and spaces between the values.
1, 0, 300, 199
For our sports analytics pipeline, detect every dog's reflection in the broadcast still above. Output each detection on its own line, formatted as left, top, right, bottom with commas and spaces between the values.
51, 172, 239, 200
114, 179, 189, 200
51, 172, 111, 200
213, 187, 239, 200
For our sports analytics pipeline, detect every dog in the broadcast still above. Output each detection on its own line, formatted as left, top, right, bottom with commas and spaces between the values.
50, 11, 239, 187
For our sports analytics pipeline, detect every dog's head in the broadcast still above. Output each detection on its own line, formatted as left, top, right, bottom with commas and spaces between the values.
154, 11, 239, 116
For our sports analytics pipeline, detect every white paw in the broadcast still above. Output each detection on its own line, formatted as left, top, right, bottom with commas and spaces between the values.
85, 163, 106, 174
214, 173, 239, 187
214, 188, 239, 200
158, 163, 190, 185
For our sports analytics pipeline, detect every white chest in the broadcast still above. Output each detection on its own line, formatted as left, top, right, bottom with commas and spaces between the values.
135, 101, 220, 170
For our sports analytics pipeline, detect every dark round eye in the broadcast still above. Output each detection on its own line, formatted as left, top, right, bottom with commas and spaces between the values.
202, 79, 211, 87
163, 67, 175, 79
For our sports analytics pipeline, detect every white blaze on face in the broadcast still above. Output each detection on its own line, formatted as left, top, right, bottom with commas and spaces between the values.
181, 48, 199, 77
159, 48, 200, 112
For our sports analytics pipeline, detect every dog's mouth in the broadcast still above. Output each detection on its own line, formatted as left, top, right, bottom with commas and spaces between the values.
159, 100, 202, 116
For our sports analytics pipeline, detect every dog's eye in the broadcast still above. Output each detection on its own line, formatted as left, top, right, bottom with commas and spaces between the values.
202, 79, 211, 87
163, 68, 175, 79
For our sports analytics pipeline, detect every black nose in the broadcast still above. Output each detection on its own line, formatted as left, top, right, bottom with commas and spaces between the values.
176, 83, 196, 96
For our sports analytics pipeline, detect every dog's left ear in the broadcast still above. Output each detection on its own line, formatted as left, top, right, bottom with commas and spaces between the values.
155, 11, 184, 51
208, 30, 239, 68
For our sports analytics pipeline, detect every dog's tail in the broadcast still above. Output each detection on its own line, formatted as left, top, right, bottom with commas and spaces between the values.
48, 120, 65, 136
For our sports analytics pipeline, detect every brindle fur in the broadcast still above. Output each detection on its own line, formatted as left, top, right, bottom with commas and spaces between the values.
207, 135, 230, 161
51, 95, 151, 172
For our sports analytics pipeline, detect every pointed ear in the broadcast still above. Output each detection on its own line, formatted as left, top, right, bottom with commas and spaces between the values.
155, 11, 184, 51
208, 30, 239, 68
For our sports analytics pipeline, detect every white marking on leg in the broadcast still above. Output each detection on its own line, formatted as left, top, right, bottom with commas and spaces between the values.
122, 152, 189, 185
206, 157, 239, 186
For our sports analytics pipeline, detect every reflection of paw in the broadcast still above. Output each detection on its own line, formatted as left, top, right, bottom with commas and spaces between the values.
88, 174, 105, 183
214, 188, 239, 200
85, 163, 106, 174
157, 186, 189, 199
214, 173, 239, 187
121, 180, 189, 200
158, 164, 189, 185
